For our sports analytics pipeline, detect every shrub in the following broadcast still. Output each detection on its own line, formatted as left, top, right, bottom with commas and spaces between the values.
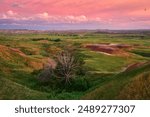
37, 47, 87, 92
54, 48, 86, 84
37, 66, 54, 83
50, 38, 61, 42
69, 76, 89, 91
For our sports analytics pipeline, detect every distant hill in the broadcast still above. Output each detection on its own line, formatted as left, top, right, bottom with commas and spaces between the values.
0, 29, 150, 34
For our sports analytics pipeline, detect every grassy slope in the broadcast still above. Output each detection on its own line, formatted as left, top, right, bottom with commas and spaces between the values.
0, 77, 49, 100
0, 35, 84, 99
81, 62, 150, 99
83, 50, 127, 72
0, 43, 48, 99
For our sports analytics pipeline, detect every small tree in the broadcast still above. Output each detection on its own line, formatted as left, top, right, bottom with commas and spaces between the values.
54, 50, 83, 85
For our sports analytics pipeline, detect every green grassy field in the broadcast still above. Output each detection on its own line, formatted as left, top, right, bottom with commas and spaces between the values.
0, 31, 150, 99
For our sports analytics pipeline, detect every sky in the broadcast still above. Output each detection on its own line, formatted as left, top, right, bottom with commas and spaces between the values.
0, 0, 150, 30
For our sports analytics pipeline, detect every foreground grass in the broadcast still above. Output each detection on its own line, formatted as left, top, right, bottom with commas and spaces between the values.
82, 62, 150, 99
0, 77, 49, 100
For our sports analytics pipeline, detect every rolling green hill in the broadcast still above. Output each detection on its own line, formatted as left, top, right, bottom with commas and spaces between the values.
82, 62, 150, 100
0, 32, 150, 99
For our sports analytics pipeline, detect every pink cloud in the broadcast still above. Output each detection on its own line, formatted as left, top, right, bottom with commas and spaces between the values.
0, 0, 150, 29
0, 10, 89, 24
1, 10, 19, 19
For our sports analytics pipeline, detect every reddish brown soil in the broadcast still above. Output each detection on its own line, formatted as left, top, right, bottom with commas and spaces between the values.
10, 48, 26, 57
0, 45, 56, 70
38, 40, 49, 43
125, 62, 148, 72
85, 43, 132, 56
43, 58, 57, 69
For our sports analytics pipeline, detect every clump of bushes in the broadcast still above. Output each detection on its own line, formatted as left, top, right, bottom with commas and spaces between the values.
37, 66, 54, 83
67, 76, 89, 91
31, 38, 49, 41
50, 38, 61, 42
37, 48, 88, 91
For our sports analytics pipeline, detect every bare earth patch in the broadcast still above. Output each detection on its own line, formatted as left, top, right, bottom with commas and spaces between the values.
38, 40, 49, 43
124, 62, 149, 72
0, 44, 56, 70
84, 43, 132, 56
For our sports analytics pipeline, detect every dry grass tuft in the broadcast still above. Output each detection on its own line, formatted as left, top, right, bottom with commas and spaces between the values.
118, 72, 150, 99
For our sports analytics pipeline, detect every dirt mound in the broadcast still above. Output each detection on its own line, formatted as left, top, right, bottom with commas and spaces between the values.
26, 60, 43, 70
0, 45, 26, 59
86, 44, 118, 54
38, 40, 49, 43
10, 48, 26, 57
0, 45, 57, 70
110, 44, 132, 49
85, 43, 132, 56
42, 58, 57, 69
125, 62, 148, 72
0, 45, 43, 70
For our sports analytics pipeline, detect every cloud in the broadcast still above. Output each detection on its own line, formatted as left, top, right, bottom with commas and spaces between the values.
34, 12, 88, 23
0, 0, 150, 29
37, 12, 50, 20
1, 10, 19, 19
11, 3, 23, 8
7, 10, 17, 16
0, 11, 89, 23
64, 15, 88, 22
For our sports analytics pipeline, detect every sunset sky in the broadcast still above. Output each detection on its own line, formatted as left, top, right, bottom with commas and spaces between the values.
0, 0, 150, 30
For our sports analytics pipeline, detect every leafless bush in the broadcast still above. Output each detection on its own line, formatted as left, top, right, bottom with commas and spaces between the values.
38, 47, 85, 86
54, 50, 81, 84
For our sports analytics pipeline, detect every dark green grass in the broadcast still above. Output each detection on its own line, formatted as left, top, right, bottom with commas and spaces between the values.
82, 62, 150, 99
131, 49, 150, 57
